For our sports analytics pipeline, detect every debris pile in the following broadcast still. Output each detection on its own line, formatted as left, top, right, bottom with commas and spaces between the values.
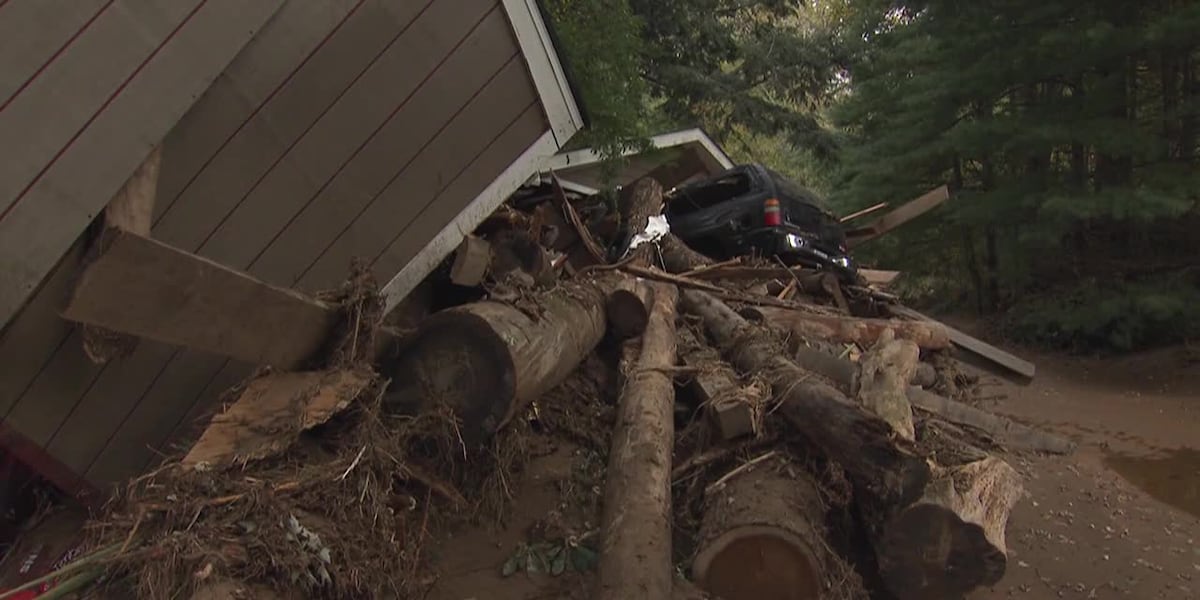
9, 178, 1076, 600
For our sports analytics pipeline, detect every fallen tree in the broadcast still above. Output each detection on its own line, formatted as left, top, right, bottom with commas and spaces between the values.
742, 306, 952, 350
382, 277, 611, 442
692, 455, 829, 600
595, 282, 678, 600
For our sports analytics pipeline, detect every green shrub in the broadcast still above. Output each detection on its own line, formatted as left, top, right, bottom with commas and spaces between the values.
1004, 277, 1200, 353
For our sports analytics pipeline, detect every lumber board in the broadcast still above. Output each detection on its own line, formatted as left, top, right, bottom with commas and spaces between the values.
846, 186, 950, 248
890, 305, 1035, 383
859, 269, 902, 288
61, 230, 339, 370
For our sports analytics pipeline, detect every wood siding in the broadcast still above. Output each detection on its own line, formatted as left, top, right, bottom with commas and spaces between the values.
0, 0, 549, 490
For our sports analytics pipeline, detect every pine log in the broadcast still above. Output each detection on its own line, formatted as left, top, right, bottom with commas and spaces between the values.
660, 233, 714, 273
877, 456, 1023, 600
857, 331, 919, 441
680, 289, 931, 509
606, 276, 653, 340
615, 178, 666, 264
742, 306, 952, 350
907, 387, 1076, 454
692, 457, 830, 600
383, 278, 609, 442
595, 282, 678, 600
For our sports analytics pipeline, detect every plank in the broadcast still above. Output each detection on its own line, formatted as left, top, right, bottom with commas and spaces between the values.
0, 0, 285, 333
839, 201, 889, 223
890, 305, 1036, 383
846, 186, 950, 248
860, 269, 902, 288
61, 230, 340, 370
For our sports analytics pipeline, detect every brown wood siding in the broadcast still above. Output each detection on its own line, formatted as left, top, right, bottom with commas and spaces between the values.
0, 0, 548, 490
0, 0, 285, 330
84, 0, 544, 486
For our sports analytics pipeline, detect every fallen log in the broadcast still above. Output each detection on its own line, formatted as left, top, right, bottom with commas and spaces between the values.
678, 330, 762, 440
595, 282, 678, 600
680, 289, 931, 509
857, 331, 919, 441
907, 387, 1076, 454
692, 455, 829, 600
877, 456, 1023, 600
606, 277, 653, 340
382, 278, 609, 442
660, 233, 714, 273
742, 306, 951, 350
614, 178, 666, 264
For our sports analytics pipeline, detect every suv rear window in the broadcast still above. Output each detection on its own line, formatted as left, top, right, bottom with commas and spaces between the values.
764, 168, 829, 212
667, 171, 753, 216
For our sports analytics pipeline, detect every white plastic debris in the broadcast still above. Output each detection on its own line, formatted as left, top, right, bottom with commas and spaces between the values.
627, 214, 670, 252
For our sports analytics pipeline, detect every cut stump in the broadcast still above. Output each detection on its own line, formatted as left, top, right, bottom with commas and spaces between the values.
693, 457, 827, 600
878, 456, 1023, 600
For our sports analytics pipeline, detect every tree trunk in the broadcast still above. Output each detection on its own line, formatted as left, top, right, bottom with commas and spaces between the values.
907, 387, 1076, 454
383, 278, 609, 442
680, 289, 931, 510
615, 178, 667, 265
606, 277, 653, 340
741, 307, 952, 350
661, 233, 714, 273
595, 283, 678, 600
692, 456, 830, 600
857, 331, 919, 441
877, 457, 1023, 600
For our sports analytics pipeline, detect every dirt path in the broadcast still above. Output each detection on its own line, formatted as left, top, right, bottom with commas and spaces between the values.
967, 343, 1200, 599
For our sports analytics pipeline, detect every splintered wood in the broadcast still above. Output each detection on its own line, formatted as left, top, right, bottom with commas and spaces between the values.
182, 368, 374, 469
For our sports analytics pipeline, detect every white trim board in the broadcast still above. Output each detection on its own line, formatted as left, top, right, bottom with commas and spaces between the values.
544, 128, 735, 174
379, 130, 560, 312
501, 0, 583, 147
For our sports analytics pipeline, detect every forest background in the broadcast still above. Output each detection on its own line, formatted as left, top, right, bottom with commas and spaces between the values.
543, 0, 1200, 353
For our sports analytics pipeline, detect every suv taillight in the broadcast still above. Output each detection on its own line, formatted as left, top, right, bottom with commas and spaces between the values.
763, 198, 782, 226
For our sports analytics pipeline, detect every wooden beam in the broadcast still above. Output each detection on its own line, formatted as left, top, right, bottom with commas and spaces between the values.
859, 269, 902, 288
839, 201, 889, 223
61, 230, 386, 370
846, 186, 951, 248
889, 305, 1035, 383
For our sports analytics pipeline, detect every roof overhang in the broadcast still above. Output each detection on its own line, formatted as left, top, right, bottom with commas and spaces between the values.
541, 128, 734, 194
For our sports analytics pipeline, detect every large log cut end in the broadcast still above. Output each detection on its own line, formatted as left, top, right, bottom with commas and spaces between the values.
879, 456, 1023, 600
692, 458, 827, 600
383, 281, 607, 442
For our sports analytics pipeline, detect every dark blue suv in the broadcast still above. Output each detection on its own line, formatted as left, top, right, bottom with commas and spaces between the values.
664, 164, 858, 283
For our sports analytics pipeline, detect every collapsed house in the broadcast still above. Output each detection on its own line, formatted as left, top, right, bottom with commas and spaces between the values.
0, 3, 1060, 599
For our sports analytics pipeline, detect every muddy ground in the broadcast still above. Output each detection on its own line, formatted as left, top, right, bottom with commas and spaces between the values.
422, 330, 1200, 599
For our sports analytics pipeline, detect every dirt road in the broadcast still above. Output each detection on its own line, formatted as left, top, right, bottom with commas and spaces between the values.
969, 344, 1200, 599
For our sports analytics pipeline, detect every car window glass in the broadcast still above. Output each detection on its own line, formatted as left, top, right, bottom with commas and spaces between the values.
667, 172, 752, 216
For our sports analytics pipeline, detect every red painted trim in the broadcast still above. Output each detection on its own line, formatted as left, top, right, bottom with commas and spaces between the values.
0, 0, 208, 225
0, 421, 100, 507
152, 0, 371, 226
0, 0, 117, 114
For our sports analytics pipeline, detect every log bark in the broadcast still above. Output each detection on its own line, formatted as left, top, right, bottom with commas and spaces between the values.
680, 289, 931, 509
606, 276, 653, 340
595, 282, 678, 600
383, 278, 609, 442
742, 307, 952, 350
877, 456, 1023, 600
692, 456, 829, 600
616, 178, 666, 265
907, 387, 1076, 454
660, 233, 714, 273
857, 331, 919, 441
